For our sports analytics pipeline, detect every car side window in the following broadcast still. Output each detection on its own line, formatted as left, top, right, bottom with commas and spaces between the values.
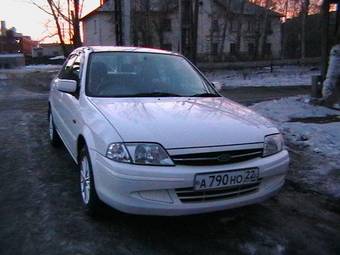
72, 55, 82, 80
59, 55, 77, 80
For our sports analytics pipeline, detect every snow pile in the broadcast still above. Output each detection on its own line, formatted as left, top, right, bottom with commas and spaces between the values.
205, 65, 320, 87
49, 56, 65, 60
250, 96, 340, 198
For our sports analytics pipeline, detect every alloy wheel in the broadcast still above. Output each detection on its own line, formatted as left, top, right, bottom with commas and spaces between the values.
49, 114, 54, 141
80, 156, 91, 205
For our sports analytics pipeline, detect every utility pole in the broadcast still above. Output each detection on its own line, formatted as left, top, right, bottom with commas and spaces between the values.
191, 0, 199, 64
320, 0, 330, 80
181, 0, 199, 63
115, 0, 123, 45
178, 0, 182, 53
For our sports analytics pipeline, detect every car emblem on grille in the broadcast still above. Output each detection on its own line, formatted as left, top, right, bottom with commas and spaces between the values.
217, 153, 231, 162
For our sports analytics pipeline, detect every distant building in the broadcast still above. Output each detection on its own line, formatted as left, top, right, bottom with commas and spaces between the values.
0, 20, 38, 58
283, 12, 337, 59
20, 36, 38, 56
32, 43, 73, 58
80, 0, 282, 61
0, 54, 25, 69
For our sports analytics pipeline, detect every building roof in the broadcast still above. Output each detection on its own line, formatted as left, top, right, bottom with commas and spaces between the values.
214, 0, 284, 17
80, 0, 114, 21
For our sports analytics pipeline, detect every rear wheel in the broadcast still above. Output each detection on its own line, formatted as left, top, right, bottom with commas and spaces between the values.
48, 111, 61, 147
79, 146, 102, 216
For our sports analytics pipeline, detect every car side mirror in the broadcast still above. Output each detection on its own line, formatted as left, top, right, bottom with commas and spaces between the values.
211, 81, 223, 92
56, 79, 77, 93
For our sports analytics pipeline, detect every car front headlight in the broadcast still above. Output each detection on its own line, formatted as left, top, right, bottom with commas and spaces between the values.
263, 134, 284, 157
106, 143, 174, 166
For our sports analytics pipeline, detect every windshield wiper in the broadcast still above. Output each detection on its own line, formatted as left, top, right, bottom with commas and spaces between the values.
130, 92, 182, 97
190, 92, 220, 97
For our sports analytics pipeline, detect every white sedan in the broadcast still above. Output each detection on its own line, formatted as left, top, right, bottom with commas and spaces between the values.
48, 46, 289, 216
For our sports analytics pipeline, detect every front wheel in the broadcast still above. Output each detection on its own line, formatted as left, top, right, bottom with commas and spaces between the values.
79, 146, 102, 216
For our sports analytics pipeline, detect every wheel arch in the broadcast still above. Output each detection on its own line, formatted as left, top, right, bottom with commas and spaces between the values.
48, 102, 51, 120
76, 125, 97, 164
77, 135, 86, 162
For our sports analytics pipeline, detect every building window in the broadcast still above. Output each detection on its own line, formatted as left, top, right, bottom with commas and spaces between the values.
248, 43, 255, 55
94, 20, 97, 34
161, 43, 172, 51
266, 22, 273, 35
230, 20, 238, 33
211, 20, 219, 32
247, 21, 255, 32
163, 19, 172, 32
212, 43, 218, 55
230, 43, 237, 55
264, 43, 272, 56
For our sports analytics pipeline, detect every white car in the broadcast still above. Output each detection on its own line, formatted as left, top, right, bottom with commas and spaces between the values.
48, 46, 289, 216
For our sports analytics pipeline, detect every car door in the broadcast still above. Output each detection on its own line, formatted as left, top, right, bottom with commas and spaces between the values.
51, 54, 78, 143
57, 53, 85, 157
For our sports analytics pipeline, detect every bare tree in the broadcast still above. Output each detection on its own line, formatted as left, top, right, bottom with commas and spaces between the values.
46, 0, 67, 55
258, 0, 272, 58
72, 0, 82, 48
30, 0, 83, 55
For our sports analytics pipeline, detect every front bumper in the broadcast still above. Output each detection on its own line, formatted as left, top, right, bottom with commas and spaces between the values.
90, 149, 289, 216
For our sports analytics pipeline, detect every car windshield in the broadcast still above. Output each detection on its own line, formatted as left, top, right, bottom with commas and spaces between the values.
86, 52, 219, 97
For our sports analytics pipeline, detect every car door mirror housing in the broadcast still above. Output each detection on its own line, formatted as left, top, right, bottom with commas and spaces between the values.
56, 79, 77, 93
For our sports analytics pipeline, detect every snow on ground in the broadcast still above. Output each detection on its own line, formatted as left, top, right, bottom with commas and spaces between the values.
250, 96, 340, 197
24, 64, 62, 70
205, 65, 320, 87
24, 65, 62, 72
0, 73, 8, 80
0, 65, 61, 76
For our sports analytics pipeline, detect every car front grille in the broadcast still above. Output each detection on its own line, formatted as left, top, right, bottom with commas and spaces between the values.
171, 149, 263, 166
175, 182, 261, 203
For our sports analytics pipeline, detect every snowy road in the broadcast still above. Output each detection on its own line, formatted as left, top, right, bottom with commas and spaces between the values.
0, 76, 340, 255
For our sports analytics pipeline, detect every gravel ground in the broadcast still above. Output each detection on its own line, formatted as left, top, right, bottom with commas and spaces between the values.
0, 75, 340, 255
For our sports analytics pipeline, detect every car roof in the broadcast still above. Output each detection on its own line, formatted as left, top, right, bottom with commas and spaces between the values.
75, 46, 179, 56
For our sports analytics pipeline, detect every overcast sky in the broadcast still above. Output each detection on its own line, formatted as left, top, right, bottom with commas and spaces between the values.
0, 0, 98, 42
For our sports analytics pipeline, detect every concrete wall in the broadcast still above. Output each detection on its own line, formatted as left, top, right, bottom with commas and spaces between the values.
0, 54, 25, 69
32, 45, 63, 58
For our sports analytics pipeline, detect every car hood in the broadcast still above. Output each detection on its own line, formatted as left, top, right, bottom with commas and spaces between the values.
89, 97, 277, 149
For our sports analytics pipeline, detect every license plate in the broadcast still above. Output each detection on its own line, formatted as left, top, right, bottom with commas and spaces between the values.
194, 168, 259, 191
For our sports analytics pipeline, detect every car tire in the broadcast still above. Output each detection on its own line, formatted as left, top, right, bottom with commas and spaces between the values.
48, 111, 61, 147
79, 146, 102, 216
